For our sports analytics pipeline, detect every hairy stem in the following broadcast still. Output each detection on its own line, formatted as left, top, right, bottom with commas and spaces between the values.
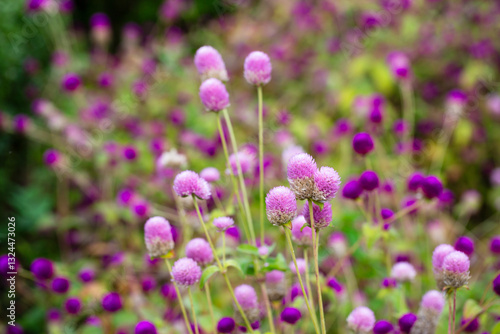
309, 199, 326, 334
258, 85, 265, 246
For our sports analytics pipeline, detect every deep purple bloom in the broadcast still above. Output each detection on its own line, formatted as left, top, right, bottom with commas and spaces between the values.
490, 236, 500, 254
352, 132, 374, 156
65, 297, 82, 315
31, 258, 54, 280
359, 170, 379, 191
421, 175, 443, 199
407, 172, 424, 192
460, 318, 479, 333
217, 317, 236, 333
52, 277, 70, 294
398, 313, 417, 333
135, 320, 157, 334
123, 146, 138, 160
78, 268, 95, 283
61, 73, 81, 92
281, 307, 301, 325
454, 236, 474, 257
373, 320, 394, 334
342, 180, 363, 200
493, 274, 500, 296
102, 292, 123, 313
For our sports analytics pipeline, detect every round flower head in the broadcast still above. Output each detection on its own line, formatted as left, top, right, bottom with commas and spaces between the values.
43, 149, 61, 166
102, 292, 122, 313
291, 216, 312, 246
52, 277, 70, 294
234, 284, 258, 310
359, 170, 379, 191
373, 320, 394, 334
327, 277, 345, 295
287, 153, 317, 200
266, 186, 297, 226
281, 307, 301, 325
213, 216, 234, 231
31, 258, 54, 280
135, 321, 157, 334
421, 175, 443, 199
460, 318, 479, 333
391, 261, 416, 282
194, 46, 229, 81
217, 317, 236, 333
387, 51, 411, 79
185, 238, 213, 266
493, 274, 500, 296
454, 236, 474, 257
342, 180, 363, 200
398, 313, 417, 333
228, 150, 255, 175
490, 236, 500, 254
302, 201, 332, 229
407, 172, 424, 192
443, 251, 470, 288
171, 257, 202, 286
312, 166, 341, 202
61, 73, 81, 92
199, 78, 230, 112
144, 216, 174, 258
352, 132, 374, 156
432, 244, 455, 271
421, 290, 445, 313
65, 297, 82, 315
173, 170, 211, 200
346, 306, 376, 333
244, 51, 272, 86
265, 270, 286, 301
200, 167, 220, 183
289, 258, 306, 275
78, 268, 95, 283
265, 270, 285, 284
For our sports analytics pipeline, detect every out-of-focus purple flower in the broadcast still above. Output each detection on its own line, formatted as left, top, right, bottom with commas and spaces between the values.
281, 307, 302, 325
387, 51, 411, 80
171, 258, 202, 286
421, 175, 443, 199
217, 317, 236, 333
352, 133, 374, 156
78, 268, 95, 283
200, 167, 220, 183
144, 216, 174, 258
291, 216, 312, 246
194, 46, 228, 81
102, 292, 122, 313
186, 238, 213, 266
312, 166, 341, 202
454, 236, 474, 257
52, 277, 70, 294
61, 73, 81, 92
31, 258, 54, 280
407, 172, 424, 192
373, 320, 394, 334
359, 170, 379, 191
342, 180, 363, 200
141, 276, 157, 293
65, 297, 82, 315
135, 321, 157, 334
346, 306, 375, 332
398, 313, 417, 333
199, 78, 230, 112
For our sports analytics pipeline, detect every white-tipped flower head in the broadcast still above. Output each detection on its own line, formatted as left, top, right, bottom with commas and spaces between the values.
390, 262, 417, 283
144, 216, 174, 258
194, 46, 229, 81
287, 153, 317, 200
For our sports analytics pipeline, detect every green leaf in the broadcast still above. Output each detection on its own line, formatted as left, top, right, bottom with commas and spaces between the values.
237, 244, 260, 256
492, 322, 500, 334
463, 299, 482, 319
312, 200, 325, 210
225, 259, 244, 276
199, 265, 220, 289
362, 223, 382, 249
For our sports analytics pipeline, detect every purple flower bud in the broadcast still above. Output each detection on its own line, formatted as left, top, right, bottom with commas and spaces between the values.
432, 244, 455, 271
194, 46, 228, 81
287, 153, 317, 200
234, 284, 258, 310
281, 307, 301, 325
141, 276, 156, 292
61, 73, 81, 92
398, 313, 417, 333
199, 78, 230, 112
13, 114, 30, 133
171, 258, 202, 286
393, 119, 408, 136
213, 216, 234, 231
312, 166, 341, 202
266, 186, 297, 226
346, 306, 375, 333
381, 277, 397, 289
52, 277, 70, 294
217, 317, 236, 333
102, 292, 122, 313
342, 180, 363, 200
144, 216, 174, 258
244, 51, 272, 86
173, 170, 211, 200
327, 277, 345, 294
123, 146, 138, 160
43, 149, 61, 166
490, 236, 500, 254
493, 274, 500, 296
200, 167, 220, 182
421, 290, 445, 313
31, 258, 54, 280
135, 321, 157, 334
47, 308, 61, 322
407, 172, 424, 192
303, 201, 332, 229
454, 236, 474, 257
460, 318, 479, 333
421, 175, 443, 199
387, 51, 411, 79
359, 170, 379, 191
352, 132, 374, 156
65, 297, 82, 315
186, 238, 213, 266
291, 216, 312, 246
160, 283, 177, 300
373, 320, 394, 334
78, 268, 95, 283
391, 262, 416, 282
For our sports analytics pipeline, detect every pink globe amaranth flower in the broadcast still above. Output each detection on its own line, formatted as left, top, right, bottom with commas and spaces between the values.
265, 270, 286, 301
289, 258, 306, 275
287, 153, 317, 200
328, 231, 348, 257
442, 251, 471, 288
312, 166, 341, 202
173, 170, 211, 200
266, 186, 297, 226
200, 167, 220, 182
391, 262, 416, 282
421, 290, 445, 313
171, 257, 202, 286
61, 73, 81, 92
186, 238, 213, 266
387, 51, 411, 80
234, 284, 258, 310
199, 78, 230, 112
144, 216, 174, 258
346, 306, 376, 333
244, 51, 272, 86
213, 216, 234, 231
432, 244, 454, 271
194, 46, 229, 81
302, 201, 332, 229
228, 150, 255, 176
291, 215, 312, 246
265, 270, 285, 284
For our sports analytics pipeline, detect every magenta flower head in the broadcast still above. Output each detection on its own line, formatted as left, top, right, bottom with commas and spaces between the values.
213, 216, 234, 231
43, 149, 61, 167
244, 51, 272, 86
265, 270, 286, 301
373, 320, 394, 334
442, 251, 470, 288
359, 170, 379, 191
407, 172, 424, 192
281, 307, 301, 325
102, 292, 122, 313
185, 238, 213, 266
31, 258, 54, 280
421, 290, 445, 313
228, 150, 255, 175
398, 313, 417, 333
312, 166, 341, 202
52, 277, 70, 294
346, 306, 376, 333
460, 317, 479, 333
135, 321, 157, 334
61, 73, 81, 92
217, 317, 236, 333
291, 215, 312, 246
173, 170, 211, 200
454, 236, 474, 257
287, 153, 317, 200
289, 258, 306, 275
390, 262, 416, 282
266, 186, 297, 226
171, 258, 202, 286
421, 175, 443, 199
410, 290, 444, 333
200, 167, 220, 183
199, 78, 230, 112
303, 201, 332, 229
493, 274, 500, 296
194, 46, 228, 81
65, 297, 82, 315
352, 132, 374, 156
432, 244, 455, 281
342, 180, 363, 200
490, 236, 500, 254
234, 284, 260, 323
387, 51, 411, 80
144, 216, 174, 258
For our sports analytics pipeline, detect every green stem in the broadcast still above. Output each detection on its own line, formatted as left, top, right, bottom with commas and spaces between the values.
188, 288, 200, 334
223, 273, 255, 333
260, 282, 276, 334
304, 250, 316, 314
309, 199, 326, 334
222, 108, 257, 245
401, 80, 415, 166
452, 289, 457, 334
205, 283, 215, 333
257, 85, 265, 246
283, 227, 321, 334
165, 259, 194, 334
222, 232, 227, 266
